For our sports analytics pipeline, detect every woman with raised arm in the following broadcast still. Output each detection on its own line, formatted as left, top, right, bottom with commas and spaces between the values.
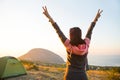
42, 6, 103, 80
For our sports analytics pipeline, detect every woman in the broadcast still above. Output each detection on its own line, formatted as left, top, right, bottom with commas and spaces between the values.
42, 6, 103, 80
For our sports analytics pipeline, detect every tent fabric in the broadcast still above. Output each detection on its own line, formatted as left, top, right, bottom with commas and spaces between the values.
0, 56, 26, 79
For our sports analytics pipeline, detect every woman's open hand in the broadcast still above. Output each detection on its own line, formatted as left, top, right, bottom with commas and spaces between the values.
94, 9, 103, 22
42, 6, 55, 23
42, 6, 51, 19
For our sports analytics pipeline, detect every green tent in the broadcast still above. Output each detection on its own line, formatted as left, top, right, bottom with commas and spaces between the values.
0, 56, 26, 79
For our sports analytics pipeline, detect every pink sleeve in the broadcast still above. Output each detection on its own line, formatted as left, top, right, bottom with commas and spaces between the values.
64, 39, 71, 50
85, 38, 90, 47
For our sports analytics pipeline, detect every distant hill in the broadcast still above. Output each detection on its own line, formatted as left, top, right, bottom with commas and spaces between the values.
19, 48, 65, 64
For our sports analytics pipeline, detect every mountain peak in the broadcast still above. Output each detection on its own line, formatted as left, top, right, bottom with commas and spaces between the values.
19, 48, 65, 64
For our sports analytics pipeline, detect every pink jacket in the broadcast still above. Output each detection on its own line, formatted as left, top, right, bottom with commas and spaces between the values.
64, 38, 90, 55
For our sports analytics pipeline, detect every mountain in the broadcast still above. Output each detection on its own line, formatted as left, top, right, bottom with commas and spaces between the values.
19, 48, 65, 64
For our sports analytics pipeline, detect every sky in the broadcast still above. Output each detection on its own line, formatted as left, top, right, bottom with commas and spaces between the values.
0, 0, 120, 60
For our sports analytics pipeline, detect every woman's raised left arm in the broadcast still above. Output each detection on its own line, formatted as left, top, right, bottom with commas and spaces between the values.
42, 6, 67, 43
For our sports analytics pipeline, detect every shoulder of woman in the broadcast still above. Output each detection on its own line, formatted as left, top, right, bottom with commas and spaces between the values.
64, 39, 70, 46
84, 38, 90, 46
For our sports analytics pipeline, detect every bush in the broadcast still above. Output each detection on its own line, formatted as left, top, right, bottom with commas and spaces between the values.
107, 69, 120, 80
32, 64, 39, 70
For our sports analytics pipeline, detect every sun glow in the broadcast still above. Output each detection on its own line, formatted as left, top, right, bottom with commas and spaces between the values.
0, 0, 120, 59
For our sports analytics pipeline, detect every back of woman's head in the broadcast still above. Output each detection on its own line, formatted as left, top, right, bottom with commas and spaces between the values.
70, 27, 85, 46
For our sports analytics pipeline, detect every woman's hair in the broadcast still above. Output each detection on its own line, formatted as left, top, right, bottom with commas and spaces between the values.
70, 27, 85, 46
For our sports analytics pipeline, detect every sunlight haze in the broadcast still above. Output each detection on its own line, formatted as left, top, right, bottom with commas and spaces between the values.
0, 0, 120, 60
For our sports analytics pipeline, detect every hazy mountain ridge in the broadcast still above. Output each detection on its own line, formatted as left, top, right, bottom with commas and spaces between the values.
19, 48, 65, 64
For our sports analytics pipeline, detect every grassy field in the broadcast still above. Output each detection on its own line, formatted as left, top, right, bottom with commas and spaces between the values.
6, 61, 120, 80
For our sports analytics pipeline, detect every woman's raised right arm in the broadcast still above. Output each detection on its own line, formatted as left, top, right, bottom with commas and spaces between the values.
85, 9, 103, 40
42, 6, 67, 43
